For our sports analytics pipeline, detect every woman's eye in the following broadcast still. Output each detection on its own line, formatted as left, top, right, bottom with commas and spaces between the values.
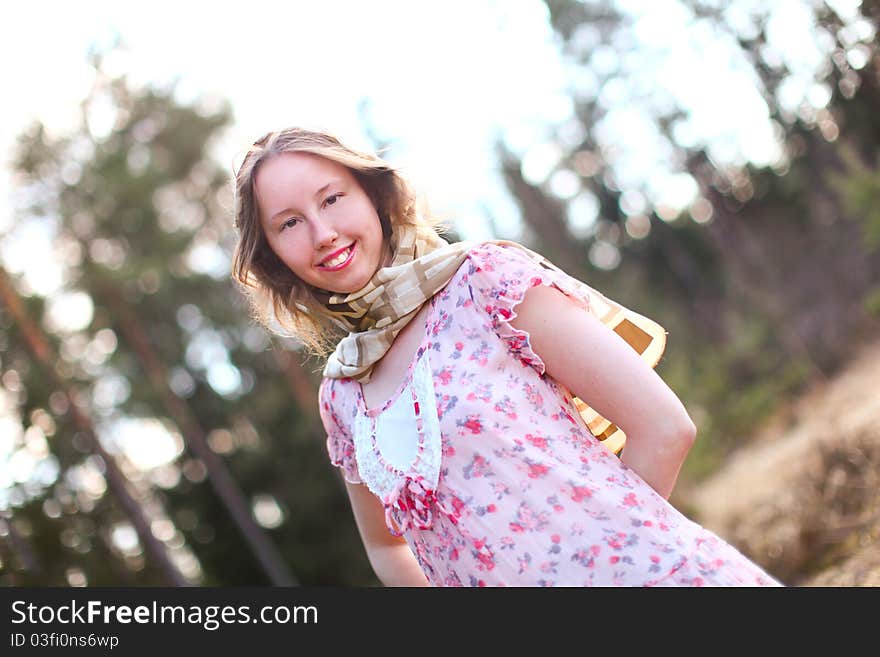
325, 193, 341, 206
281, 217, 299, 230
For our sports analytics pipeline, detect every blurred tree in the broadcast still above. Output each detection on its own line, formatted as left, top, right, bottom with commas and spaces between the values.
1, 50, 377, 585
0, 266, 188, 585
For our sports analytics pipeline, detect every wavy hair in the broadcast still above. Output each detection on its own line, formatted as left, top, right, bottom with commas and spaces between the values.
231, 126, 448, 359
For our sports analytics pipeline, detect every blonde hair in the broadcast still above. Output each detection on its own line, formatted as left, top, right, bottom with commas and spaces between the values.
231, 126, 448, 359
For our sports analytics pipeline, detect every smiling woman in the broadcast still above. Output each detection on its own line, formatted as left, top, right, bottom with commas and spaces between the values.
231, 126, 783, 587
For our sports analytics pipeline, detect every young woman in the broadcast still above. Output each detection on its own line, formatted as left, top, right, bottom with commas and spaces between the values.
231, 127, 782, 587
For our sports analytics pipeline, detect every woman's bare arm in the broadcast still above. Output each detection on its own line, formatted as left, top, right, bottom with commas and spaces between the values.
344, 479, 430, 586
508, 284, 696, 499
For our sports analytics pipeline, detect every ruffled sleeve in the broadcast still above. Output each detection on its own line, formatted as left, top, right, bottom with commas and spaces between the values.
465, 242, 593, 377
318, 378, 362, 484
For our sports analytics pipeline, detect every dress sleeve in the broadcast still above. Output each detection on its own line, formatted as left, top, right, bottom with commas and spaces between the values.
465, 242, 593, 377
318, 378, 362, 484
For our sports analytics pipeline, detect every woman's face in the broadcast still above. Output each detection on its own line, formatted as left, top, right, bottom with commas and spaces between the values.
255, 152, 386, 294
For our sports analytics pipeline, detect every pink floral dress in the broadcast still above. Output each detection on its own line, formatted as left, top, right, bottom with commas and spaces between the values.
319, 242, 782, 587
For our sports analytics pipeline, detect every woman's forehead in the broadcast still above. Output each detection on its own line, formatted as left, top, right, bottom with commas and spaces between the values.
261, 151, 349, 179
260, 152, 346, 189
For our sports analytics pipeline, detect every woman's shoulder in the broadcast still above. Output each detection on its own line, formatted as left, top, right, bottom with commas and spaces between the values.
455, 240, 554, 296
462, 240, 521, 262
435, 241, 516, 303
452, 240, 537, 282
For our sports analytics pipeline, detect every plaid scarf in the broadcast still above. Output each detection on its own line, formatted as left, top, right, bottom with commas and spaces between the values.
315, 222, 667, 453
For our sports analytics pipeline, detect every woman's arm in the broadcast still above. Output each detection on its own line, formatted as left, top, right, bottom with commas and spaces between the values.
509, 284, 696, 499
344, 480, 430, 586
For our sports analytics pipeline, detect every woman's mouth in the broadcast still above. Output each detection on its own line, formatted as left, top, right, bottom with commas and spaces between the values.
318, 243, 356, 270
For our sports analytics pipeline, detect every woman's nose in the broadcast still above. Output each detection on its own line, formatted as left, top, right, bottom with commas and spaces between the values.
312, 217, 339, 248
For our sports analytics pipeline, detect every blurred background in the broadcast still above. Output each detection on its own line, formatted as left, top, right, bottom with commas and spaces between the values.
1, 0, 879, 587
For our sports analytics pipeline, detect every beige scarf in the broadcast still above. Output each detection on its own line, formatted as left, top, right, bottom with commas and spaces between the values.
314, 222, 667, 453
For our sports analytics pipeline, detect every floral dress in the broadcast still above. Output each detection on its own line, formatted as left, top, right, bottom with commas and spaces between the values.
319, 242, 782, 587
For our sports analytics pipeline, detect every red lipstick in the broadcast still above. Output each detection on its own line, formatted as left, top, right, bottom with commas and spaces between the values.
317, 242, 356, 271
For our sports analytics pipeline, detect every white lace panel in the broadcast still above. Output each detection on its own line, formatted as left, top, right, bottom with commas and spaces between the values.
352, 353, 442, 501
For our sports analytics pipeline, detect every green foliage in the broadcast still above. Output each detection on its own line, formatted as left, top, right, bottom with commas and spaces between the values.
648, 284, 818, 489
829, 143, 880, 252
866, 288, 880, 317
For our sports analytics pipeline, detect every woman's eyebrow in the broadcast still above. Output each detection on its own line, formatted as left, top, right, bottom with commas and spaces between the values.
269, 180, 341, 223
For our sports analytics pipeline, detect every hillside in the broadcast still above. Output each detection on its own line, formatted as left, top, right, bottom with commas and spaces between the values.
680, 339, 880, 586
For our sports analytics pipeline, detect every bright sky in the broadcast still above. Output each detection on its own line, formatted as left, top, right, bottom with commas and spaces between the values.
4, 0, 850, 244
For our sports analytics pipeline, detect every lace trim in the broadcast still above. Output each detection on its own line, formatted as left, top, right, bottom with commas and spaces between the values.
353, 353, 442, 507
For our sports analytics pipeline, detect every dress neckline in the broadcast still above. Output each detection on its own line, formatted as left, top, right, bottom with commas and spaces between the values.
355, 298, 437, 417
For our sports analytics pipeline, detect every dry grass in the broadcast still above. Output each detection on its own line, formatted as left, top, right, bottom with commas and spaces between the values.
681, 340, 880, 586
